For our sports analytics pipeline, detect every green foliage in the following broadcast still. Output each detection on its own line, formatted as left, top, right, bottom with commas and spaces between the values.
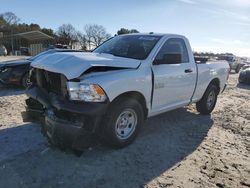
117, 28, 139, 35
0, 16, 7, 27
41, 28, 55, 37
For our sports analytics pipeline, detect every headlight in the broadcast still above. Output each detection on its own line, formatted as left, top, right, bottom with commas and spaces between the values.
67, 82, 107, 102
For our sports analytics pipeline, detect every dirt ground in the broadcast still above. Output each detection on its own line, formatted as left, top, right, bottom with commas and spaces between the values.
0, 59, 249, 187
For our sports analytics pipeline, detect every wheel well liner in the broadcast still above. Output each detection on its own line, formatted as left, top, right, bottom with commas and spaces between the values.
209, 78, 220, 94
111, 91, 148, 118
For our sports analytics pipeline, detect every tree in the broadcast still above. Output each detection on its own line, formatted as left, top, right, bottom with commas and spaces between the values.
41, 28, 55, 37
57, 24, 77, 45
130, 29, 139, 34
117, 28, 139, 35
29, 23, 40, 30
76, 31, 87, 50
0, 12, 20, 53
84, 24, 111, 48
117, 28, 130, 35
0, 12, 20, 26
0, 16, 7, 28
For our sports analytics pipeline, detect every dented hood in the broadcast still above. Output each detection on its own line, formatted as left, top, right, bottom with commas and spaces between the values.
1, 58, 31, 66
31, 52, 141, 80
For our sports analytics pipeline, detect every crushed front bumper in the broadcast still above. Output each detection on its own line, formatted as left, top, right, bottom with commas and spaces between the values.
44, 110, 96, 149
22, 86, 109, 149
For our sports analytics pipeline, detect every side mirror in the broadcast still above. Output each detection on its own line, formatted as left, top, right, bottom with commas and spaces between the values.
153, 53, 182, 65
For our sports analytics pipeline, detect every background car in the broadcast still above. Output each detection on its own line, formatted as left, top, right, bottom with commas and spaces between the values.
217, 54, 244, 73
20, 47, 30, 56
47, 44, 70, 49
239, 67, 250, 84
241, 64, 250, 71
0, 49, 83, 88
0, 45, 7, 56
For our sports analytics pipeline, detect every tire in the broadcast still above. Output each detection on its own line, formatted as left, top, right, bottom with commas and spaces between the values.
196, 84, 218, 115
235, 65, 241, 73
21, 72, 32, 88
102, 97, 144, 148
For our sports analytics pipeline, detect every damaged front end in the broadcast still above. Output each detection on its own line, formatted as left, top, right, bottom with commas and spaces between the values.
22, 68, 109, 150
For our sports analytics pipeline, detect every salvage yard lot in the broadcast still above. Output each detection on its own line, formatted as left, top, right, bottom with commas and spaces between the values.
0, 57, 249, 188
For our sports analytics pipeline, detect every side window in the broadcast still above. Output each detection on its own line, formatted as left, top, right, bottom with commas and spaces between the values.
154, 38, 189, 65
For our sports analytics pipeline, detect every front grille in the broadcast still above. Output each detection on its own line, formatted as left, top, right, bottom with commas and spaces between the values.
33, 68, 68, 97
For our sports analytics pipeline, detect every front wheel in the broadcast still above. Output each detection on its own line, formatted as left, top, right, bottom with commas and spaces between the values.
196, 84, 218, 115
102, 97, 144, 148
235, 65, 241, 73
21, 72, 32, 88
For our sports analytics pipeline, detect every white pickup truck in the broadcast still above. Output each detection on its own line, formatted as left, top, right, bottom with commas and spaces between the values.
23, 33, 229, 150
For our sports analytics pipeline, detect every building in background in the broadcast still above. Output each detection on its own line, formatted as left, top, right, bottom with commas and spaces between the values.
0, 30, 54, 56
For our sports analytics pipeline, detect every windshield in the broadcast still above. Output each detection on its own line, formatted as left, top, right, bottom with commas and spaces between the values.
94, 35, 162, 60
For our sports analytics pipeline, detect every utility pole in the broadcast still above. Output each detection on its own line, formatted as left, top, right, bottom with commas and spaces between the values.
11, 27, 14, 54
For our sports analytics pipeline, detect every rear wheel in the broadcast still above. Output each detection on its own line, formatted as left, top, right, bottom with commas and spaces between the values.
196, 84, 218, 115
102, 97, 144, 148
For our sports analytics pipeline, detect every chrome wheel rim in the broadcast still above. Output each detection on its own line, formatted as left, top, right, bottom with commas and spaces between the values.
115, 109, 137, 140
23, 75, 32, 88
25, 77, 32, 87
207, 90, 216, 110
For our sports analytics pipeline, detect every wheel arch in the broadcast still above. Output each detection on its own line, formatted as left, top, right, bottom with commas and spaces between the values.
110, 91, 148, 119
208, 78, 220, 94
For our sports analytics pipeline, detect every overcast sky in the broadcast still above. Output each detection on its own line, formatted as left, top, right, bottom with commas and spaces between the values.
1, 0, 250, 57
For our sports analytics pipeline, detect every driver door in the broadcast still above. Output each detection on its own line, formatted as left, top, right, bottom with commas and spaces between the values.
151, 38, 196, 113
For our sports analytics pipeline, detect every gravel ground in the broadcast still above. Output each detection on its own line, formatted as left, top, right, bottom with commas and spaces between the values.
0, 68, 249, 188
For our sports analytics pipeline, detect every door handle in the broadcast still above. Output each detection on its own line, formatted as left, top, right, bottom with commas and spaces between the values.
184, 69, 193, 73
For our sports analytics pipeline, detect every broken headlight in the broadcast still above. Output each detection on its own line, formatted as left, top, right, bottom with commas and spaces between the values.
67, 82, 107, 102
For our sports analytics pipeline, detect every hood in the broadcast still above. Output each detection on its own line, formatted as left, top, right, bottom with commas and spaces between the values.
244, 68, 250, 73
31, 52, 141, 80
0, 59, 31, 66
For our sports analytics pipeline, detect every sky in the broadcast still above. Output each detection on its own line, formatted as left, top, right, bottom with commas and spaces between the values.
1, 0, 250, 57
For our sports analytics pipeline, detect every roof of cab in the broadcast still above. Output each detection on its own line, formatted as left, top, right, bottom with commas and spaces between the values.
121, 32, 185, 38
